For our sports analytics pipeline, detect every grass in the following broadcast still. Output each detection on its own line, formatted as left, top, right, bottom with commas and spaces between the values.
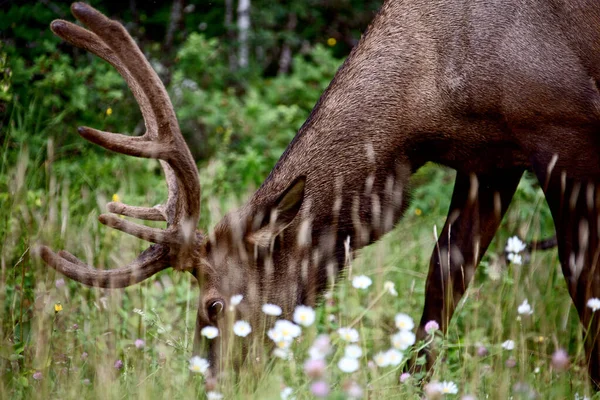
0, 129, 595, 399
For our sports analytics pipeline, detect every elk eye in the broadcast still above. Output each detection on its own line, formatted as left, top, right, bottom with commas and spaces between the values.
207, 299, 225, 321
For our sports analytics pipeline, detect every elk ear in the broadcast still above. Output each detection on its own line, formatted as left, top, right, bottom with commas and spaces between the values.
247, 176, 306, 247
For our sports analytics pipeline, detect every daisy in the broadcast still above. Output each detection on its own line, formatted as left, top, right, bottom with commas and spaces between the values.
440, 381, 458, 394
344, 344, 363, 359
391, 330, 416, 350
352, 275, 372, 290
373, 351, 390, 367
293, 305, 316, 327
338, 327, 360, 342
188, 356, 209, 374
394, 313, 415, 331
273, 320, 302, 340
338, 356, 360, 373
201, 326, 219, 339
262, 303, 283, 316
385, 349, 403, 366
233, 320, 252, 337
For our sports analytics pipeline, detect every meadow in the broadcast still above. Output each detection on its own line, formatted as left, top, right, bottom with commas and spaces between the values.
1, 2, 596, 399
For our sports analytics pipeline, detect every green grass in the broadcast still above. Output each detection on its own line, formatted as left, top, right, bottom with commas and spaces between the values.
0, 140, 595, 399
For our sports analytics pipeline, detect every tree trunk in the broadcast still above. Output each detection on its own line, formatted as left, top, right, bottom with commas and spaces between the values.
278, 12, 297, 75
225, 0, 236, 71
237, 0, 251, 69
162, 0, 185, 86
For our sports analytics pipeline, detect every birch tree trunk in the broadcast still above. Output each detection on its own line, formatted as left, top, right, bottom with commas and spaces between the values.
237, 0, 251, 69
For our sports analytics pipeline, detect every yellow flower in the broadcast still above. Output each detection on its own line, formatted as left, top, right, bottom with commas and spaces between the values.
106, 107, 113, 116
327, 37, 337, 47
415, 208, 422, 216
112, 193, 120, 202
54, 303, 63, 312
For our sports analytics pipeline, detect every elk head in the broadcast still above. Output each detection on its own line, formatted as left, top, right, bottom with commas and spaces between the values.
39, 2, 310, 373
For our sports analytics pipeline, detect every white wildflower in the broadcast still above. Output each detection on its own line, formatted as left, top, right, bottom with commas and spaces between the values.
293, 305, 316, 327
230, 294, 243, 306
188, 356, 209, 374
517, 299, 533, 315
394, 313, 415, 331
507, 252, 522, 265
391, 330, 416, 350
502, 340, 515, 350
262, 303, 282, 316
273, 348, 292, 360
352, 275, 372, 290
440, 381, 459, 394
338, 327, 360, 343
207, 392, 223, 400
280, 387, 294, 400
587, 298, 600, 312
200, 326, 219, 339
384, 281, 398, 296
338, 356, 360, 373
386, 349, 404, 366
344, 344, 363, 359
308, 334, 331, 360
272, 320, 302, 340
233, 320, 252, 337
506, 236, 526, 254
373, 351, 390, 367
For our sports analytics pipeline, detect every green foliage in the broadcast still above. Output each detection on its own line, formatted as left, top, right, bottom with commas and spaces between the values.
172, 38, 342, 204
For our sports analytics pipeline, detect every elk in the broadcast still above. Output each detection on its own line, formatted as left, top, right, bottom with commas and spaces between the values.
39, 1, 600, 387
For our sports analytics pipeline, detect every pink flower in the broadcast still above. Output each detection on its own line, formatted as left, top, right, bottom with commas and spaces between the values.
81, 352, 88, 360
551, 348, 569, 371
32, 371, 43, 381
424, 320, 440, 334
476, 345, 488, 357
505, 357, 516, 368
134, 339, 145, 349
304, 358, 326, 379
400, 372, 411, 383
344, 381, 363, 398
310, 381, 330, 398
114, 359, 123, 370
55, 278, 65, 289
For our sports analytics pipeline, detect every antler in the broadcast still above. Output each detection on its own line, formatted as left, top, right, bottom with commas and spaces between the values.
38, 2, 201, 288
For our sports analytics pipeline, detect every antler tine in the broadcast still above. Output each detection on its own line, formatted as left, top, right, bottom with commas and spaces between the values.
106, 202, 166, 221
39, 3, 203, 287
49, 3, 200, 242
67, 2, 200, 227
38, 245, 170, 288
